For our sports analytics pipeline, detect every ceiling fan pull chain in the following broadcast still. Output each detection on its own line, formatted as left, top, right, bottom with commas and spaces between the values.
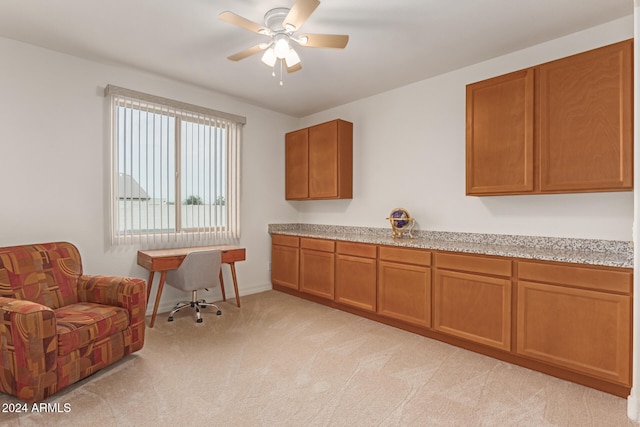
279, 59, 284, 86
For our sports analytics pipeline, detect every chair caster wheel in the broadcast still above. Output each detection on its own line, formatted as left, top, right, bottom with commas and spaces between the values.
197, 318, 203, 323
168, 317, 174, 322
216, 310, 222, 315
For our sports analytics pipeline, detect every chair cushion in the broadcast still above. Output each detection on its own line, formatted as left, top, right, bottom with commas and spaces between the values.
55, 302, 129, 356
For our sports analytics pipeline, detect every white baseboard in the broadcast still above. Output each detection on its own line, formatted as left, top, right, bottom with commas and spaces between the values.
628, 391, 640, 422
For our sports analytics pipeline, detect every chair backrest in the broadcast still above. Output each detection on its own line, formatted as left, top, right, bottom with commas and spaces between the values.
165, 250, 222, 292
0, 242, 82, 309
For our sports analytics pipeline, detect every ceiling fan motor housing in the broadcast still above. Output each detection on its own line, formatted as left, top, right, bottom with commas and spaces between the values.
264, 8, 291, 32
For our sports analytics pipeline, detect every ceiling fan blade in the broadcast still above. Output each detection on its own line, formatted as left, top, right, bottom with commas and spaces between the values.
219, 11, 269, 34
287, 62, 302, 73
283, 0, 320, 31
299, 34, 349, 49
228, 44, 266, 61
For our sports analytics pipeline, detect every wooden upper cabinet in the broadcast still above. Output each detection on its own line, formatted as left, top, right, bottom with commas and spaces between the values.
466, 39, 633, 196
538, 40, 633, 192
285, 128, 309, 200
466, 69, 535, 195
285, 119, 353, 200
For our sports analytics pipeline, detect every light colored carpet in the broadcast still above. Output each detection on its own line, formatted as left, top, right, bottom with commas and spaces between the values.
1, 290, 635, 426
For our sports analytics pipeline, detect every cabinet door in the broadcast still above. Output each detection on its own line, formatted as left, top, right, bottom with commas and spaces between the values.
285, 128, 309, 200
300, 249, 335, 299
538, 40, 632, 192
466, 69, 534, 195
308, 120, 339, 198
378, 261, 431, 328
335, 254, 377, 312
517, 280, 631, 385
271, 244, 299, 290
433, 270, 511, 350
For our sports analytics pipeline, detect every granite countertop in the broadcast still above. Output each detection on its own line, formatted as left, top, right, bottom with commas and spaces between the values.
268, 223, 633, 269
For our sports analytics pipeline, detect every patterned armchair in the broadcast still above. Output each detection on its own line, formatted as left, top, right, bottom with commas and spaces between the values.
0, 242, 146, 402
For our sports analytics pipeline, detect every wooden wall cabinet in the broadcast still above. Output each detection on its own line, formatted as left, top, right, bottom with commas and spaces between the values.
378, 246, 432, 328
466, 69, 534, 195
516, 261, 632, 386
271, 234, 300, 290
285, 119, 353, 200
285, 128, 309, 200
466, 39, 632, 196
335, 242, 377, 312
300, 238, 335, 300
433, 253, 512, 351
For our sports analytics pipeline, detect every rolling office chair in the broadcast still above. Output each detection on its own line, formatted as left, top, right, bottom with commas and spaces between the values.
165, 249, 223, 323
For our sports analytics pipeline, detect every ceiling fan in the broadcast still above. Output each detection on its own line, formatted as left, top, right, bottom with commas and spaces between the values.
219, 0, 349, 84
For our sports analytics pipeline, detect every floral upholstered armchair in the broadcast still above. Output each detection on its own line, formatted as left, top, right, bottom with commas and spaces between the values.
0, 242, 146, 402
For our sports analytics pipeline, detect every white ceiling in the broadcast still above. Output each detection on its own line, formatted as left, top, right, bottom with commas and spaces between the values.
0, 0, 632, 117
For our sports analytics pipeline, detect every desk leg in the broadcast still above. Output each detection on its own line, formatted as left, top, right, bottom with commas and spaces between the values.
219, 270, 226, 302
150, 271, 166, 328
146, 271, 155, 309
230, 262, 241, 308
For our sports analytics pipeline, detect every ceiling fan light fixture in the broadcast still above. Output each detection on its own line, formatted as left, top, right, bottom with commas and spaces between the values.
274, 35, 290, 59
261, 47, 277, 67
285, 48, 301, 67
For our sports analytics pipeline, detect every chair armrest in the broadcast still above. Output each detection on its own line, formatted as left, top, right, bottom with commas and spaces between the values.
0, 297, 57, 403
77, 275, 147, 328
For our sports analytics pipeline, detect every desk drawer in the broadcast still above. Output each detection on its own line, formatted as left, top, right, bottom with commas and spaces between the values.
222, 248, 246, 263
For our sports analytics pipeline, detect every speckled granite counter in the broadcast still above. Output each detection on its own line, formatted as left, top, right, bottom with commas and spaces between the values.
269, 223, 633, 268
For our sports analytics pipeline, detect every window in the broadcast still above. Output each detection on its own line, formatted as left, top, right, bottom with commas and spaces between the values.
105, 85, 245, 245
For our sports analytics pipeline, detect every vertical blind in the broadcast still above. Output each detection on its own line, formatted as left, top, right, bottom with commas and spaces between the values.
105, 85, 245, 246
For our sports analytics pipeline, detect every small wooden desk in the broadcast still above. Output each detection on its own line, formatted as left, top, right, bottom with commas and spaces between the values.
137, 245, 246, 328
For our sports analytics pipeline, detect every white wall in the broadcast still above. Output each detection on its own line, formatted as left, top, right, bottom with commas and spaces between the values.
297, 16, 634, 241
0, 37, 299, 313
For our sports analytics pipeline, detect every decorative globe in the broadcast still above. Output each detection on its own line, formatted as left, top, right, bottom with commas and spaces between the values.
391, 209, 409, 227
387, 208, 415, 238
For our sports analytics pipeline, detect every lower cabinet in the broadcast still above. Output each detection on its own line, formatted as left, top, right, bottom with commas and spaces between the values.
335, 242, 377, 312
378, 246, 432, 328
433, 252, 512, 351
270, 234, 633, 396
516, 261, 632, 386
271, 234, 299, 290
300, 238, 335, 300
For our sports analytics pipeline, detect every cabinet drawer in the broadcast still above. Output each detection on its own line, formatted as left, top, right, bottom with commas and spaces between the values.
435, 252, 512, 277
336, 241, 376, 258
379, 246, 431, 266
301, 237, 335, 252
271, 234, 300, 248
518, 261, 632, 294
